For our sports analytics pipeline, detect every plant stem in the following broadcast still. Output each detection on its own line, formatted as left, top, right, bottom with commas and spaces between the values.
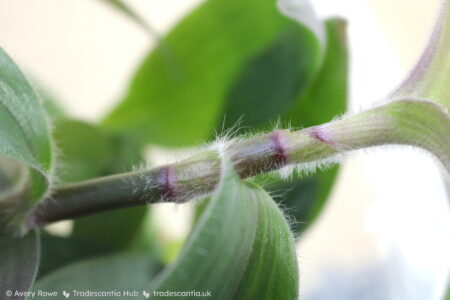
27, 99, 450, 229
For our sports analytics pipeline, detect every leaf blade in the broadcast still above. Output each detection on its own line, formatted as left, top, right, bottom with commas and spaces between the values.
33, 253, 162, 299
0, 231, 40, 299
51, 120, 150, 252
234, 182, 298, 300
0, 47, 53, 234
214, 17, 347, 236
271, 18, 347, 235
103, 0, 320, 147
150, 156, 298, 299
218, 24, 321, 131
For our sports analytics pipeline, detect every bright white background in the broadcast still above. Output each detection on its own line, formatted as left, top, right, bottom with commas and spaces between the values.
0, 0, 449, 299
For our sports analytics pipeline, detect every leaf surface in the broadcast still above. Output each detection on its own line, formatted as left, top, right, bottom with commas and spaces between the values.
224, 18, 348, 236
37, 233, 110, 279
33, 253, 162, 299
0, 231, 40, 299
273, 18, 347, 235
51, 120, 149, 252
218, 23, 321, 131
103, 0, 323, 147
53, 120, 114, 183
150, 157, 298, 299
0, 48, 52, 234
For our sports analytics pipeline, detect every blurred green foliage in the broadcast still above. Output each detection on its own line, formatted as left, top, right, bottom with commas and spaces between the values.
1, 0, 349, 298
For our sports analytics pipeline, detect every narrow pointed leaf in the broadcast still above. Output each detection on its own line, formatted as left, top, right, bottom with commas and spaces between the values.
0, 48, 53, 234
0, 231, 40, 299
150, 156, 298, 299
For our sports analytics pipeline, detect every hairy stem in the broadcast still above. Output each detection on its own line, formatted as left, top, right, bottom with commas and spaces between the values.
27, 99, 450, 229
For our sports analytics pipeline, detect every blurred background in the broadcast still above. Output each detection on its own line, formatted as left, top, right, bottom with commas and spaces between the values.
1, 0, 449, 299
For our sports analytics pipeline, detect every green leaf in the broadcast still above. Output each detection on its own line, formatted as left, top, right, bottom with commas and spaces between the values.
72, 207, 148, 252
104, 134, 143, 174
391, 0, 450, 110
33, 253, 163, 299
53, 120, 114, 183
0, 155, 22, 194
150, 157, 298, 299
218, 24, 321, 131
0, 231, 40, 299
0, 47, 53, 234
211, 18, 347, 236
221, 18, 348, 235
284, 18, 348, 128
70, 138, 148, 252
217, 0, 329, 131
51, 120, 150, 252
28, 78, 66, 121
37, 232, 110, 279
103, 0, 322, 147
270, 18, 347, 235
267, 166, 339, 234
41, 97, 65, 121
39, 224, 161, 281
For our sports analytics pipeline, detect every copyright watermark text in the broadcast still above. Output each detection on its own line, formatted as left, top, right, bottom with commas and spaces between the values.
5, 289, 212, 298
